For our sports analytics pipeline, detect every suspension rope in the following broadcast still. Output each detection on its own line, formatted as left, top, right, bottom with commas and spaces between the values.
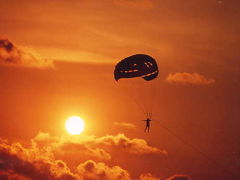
115, 81, 147, 116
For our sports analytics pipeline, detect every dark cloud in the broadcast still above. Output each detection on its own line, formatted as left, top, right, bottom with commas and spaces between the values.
0, 39, 14, 52
0, 38, 52, 67
0, 172, 30, 180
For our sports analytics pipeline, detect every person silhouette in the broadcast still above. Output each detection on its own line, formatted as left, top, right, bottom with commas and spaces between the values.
143, 118, 152, 133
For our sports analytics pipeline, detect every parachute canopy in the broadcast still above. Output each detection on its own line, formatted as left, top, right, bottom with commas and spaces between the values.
114, 54, 159, 81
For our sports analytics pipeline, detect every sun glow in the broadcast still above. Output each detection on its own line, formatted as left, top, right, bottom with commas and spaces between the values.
65, 116, 85, 135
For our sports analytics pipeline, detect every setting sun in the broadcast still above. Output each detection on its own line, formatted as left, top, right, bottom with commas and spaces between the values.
65, 116, 85, 135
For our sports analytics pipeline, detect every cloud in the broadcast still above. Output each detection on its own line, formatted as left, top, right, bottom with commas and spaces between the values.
165, 175, 191, 180
165, 72, 215, 85
77, 160, 131, 180
0, 38, 53, 68
90, 133, 167, 155
139, 173, 191, 180
140, 173, 160, 180
114, 122, 137, 130
0, 137, 132, 180
0, 139, 77, 180
113, 0, 153, 10
0, 172, 29, 180
32, 132, 167, 160
32, 133, 111, 163
0, 135, 187, 180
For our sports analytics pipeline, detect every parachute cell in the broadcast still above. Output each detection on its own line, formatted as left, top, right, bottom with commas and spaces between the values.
114, 54, 159, 81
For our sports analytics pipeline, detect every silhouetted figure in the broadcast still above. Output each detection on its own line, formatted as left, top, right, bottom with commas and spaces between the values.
143, 118, 152, 133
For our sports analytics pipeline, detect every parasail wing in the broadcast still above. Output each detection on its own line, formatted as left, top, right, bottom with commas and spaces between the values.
114, 54, 159, 81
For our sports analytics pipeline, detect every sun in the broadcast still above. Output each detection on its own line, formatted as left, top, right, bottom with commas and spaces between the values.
65, 116, 85, 135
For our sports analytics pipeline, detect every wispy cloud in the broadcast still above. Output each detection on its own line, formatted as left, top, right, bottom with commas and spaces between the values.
166, 72, 215, 85
113, 0, 153, 10
114, 122, 137, 130
140, 173, 191, 180
166, 174, 191, 180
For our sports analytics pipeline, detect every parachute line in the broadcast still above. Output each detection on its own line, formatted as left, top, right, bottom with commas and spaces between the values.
115, 82, 147, 116
114, 54, 160, 118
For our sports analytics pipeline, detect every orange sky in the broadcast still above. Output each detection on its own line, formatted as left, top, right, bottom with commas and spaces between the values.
0, 0, 240, 180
